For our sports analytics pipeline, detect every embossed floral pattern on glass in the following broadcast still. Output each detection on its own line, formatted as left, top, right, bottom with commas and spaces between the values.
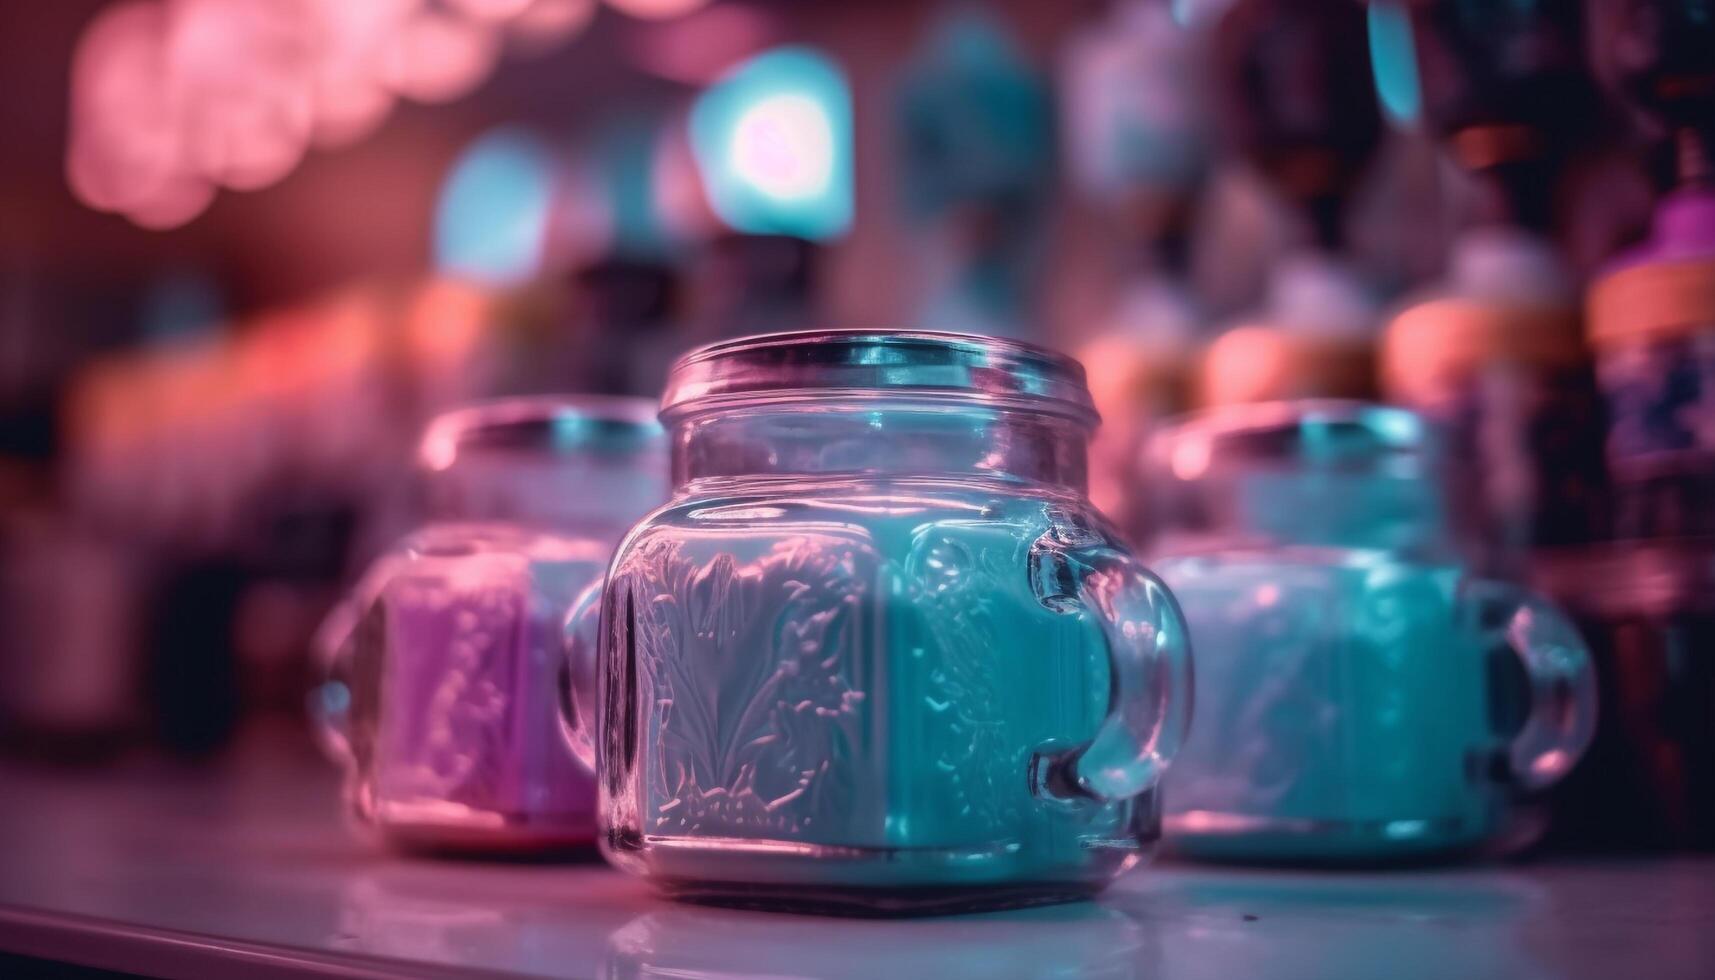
314, 396, 667, 853
573, 331, 1193, 913
1148, 402, 1597, 863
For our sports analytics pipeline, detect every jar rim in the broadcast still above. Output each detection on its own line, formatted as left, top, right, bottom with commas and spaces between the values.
660, 329, 1099, 424
419, 395, 665, 471
1151, 399, 1436, 477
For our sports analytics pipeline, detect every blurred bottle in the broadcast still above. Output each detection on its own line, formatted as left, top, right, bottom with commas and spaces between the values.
1200, 0, 1386, 408
1062, 0, 1210, 535
1378, 0, 1612, 575
1530, 0, 1715, 851
895, 7, 1053, 338
1583, 0, 1715, 541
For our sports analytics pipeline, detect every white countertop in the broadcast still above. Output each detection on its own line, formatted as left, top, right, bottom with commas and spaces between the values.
1, 727, 1711, 979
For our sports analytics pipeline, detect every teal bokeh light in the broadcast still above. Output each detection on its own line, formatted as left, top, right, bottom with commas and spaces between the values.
434, 128, 555, 285
689, 46, 853, 240
1367, 2, 1422, 126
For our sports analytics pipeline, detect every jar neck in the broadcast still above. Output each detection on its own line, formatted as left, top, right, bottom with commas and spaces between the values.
425, 448, 669, 532
670, 402, 1092, 492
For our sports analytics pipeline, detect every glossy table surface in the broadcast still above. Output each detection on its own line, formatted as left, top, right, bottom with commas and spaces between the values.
1, 727, 1711, 980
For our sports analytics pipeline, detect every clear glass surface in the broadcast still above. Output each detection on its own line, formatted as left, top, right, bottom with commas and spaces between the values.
576, 331, 1192, 912
1148, 401, 1596, 863
314, 396, 666, 853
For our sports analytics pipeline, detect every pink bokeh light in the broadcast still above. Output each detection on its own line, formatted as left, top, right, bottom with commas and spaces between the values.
508, 0, 598, 55
65, 0, 566, 228
604, 0, 710, 22
447, 0, 539, 23
303, 0, 418, 148
66, 2, 184, 215
380, 9, 503, 104
165, 0, 315, 191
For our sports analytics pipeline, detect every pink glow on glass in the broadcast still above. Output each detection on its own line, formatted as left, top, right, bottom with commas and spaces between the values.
605, 0, 711, 21
381, 10, 503, 104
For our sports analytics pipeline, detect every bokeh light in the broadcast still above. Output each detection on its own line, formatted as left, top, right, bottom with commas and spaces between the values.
381, 10, 503, 104
689, 46, 852, 240
66, 1, 183, 215
165, 0, 316, 192
447, 0, 538, 23
604, 0, 711, 22
729, 94, 835, 202
1367, 2, 1422, 126
508, 0, 599, 55
434, 128, 557, 284
66, 0, 580, 228
303, 0, 415, 148
125, 176, 218, 230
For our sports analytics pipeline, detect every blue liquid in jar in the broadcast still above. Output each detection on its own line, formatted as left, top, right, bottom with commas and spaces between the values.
1156, 550, 1503, 861
601, 487, 1137, 889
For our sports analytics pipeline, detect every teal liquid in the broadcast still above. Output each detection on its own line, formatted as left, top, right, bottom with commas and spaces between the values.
1156, 551, 1501, 860
603, 486, 1130, 887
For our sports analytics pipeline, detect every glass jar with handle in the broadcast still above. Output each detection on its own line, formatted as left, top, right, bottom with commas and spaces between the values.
561, 329, 1193, 913
311, 396, 668, 854
1147, 400, 1596, 862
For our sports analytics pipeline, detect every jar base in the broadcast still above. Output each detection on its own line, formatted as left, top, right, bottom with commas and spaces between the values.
653, 878, 1108, 917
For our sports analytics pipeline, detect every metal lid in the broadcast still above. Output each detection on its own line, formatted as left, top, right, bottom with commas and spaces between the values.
660, 329, 1099, 424
1153, 399, 1435, 477
418, 395, 665, 471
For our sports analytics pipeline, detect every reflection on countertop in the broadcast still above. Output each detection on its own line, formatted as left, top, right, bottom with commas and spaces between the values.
0, 725, 1711, 980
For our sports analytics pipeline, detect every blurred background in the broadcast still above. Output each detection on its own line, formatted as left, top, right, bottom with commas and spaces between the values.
0, 0, 1679, 786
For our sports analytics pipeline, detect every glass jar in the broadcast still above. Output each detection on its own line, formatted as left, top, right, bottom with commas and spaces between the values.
1146, 401, 1597, 862
562, 330, 1192, 913
312, 396, 667, 853
1587, 192, 1715, 540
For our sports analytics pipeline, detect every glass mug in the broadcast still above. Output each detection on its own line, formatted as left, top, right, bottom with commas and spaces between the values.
561, 330, 1193, 913
1146, 401, 1597, 862
312, 396, 668, 853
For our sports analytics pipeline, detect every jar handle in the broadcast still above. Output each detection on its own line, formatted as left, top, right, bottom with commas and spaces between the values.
1028, 518, 1194, 803
308, 596, 363, 769
557, 578, 604, 775
1468, 579, 1598, 790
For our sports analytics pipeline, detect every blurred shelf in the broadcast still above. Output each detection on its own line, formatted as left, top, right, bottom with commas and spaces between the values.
1, 729, 1712, 979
